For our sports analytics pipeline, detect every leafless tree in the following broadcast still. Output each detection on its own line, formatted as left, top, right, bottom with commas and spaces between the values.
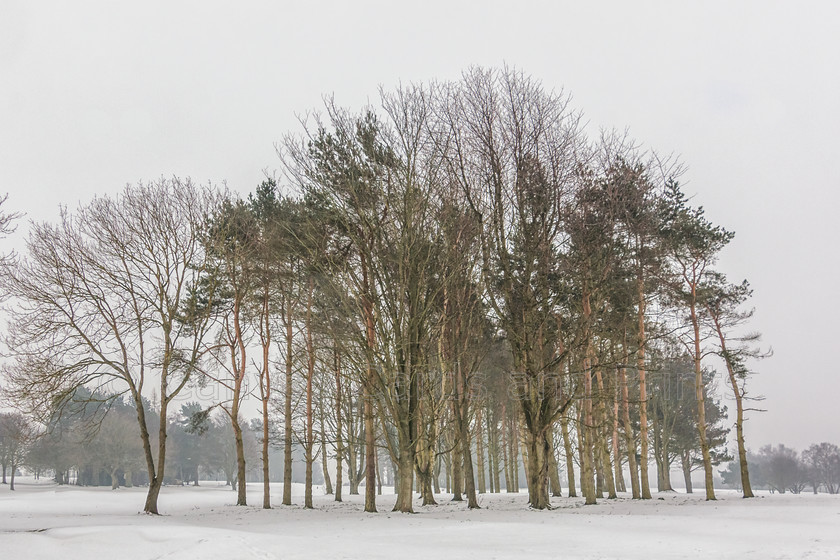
1, 179, 219, 513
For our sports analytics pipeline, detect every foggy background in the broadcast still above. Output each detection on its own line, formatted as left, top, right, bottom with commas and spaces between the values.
1, 0, 838, 450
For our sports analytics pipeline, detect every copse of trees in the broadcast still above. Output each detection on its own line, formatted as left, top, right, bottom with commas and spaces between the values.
1, 67, 771, 513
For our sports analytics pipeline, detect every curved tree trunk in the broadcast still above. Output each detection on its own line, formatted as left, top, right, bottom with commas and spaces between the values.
711, 314, 754, 498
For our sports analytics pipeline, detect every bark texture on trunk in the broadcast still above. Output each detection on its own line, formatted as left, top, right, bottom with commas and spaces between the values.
547, 428, 563, 497
561, 415, 577, 497
690, 296, 716, 501
283, 303, 294, 506
619, 365, 641, 499
638, 279, 652, 500
334, 348, 344, 502
710, 314, 754, 498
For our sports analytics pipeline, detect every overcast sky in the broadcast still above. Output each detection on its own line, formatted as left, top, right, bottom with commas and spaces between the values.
1, 1, 838, 450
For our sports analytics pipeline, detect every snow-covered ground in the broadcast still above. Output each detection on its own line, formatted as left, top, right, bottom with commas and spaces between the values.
1, 478, 838, 559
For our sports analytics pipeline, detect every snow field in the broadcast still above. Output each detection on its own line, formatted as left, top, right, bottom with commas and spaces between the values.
2, 479, 839, 559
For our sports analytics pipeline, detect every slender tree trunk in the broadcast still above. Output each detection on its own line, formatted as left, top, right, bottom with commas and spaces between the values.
433, 452, 441, 494
501, 402, 511, 492
476, 407, 486, 494
231, 414, 247, 506
259, 285, 272, 509
582, 355, 597, 504
376, 447, 383, 495
135, 390, 162, 514
619, 364, 641, 498
320, 401, 333, 496
612, 392, 626, 493
594, 366, 617, 499
451, 422, 463, 500
485, 407, 496, 493
304, 278, 315, 509
361, 256, 378, 513
460, 419, 480, 508
681, 451, 693, 494
653, 411, 665, 492
561, 415, 577, 497
711, 315, 754, 498
454, 361, 479, 508
229, 295, 249, 507
547, 428, 563, 497
334, 348, 344, 502
638, 278, 652, 500
690, 294, 716, 500
283, 301, 294, 506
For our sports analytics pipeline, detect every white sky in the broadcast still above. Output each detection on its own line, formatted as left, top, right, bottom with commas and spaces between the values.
1, 0, 838, 451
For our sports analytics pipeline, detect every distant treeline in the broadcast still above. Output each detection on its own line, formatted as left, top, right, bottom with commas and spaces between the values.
720, 443, 840, 494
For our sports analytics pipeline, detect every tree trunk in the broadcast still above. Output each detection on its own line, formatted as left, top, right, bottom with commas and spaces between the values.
305, 278, 315, 509
638, 278, 652, 500
363, 386, 377, 512
142, 393, 171, 514
619, 364, 641, 498
452, 359, 479, 508
232, 416, 247, 506
283, 301, 294, 506
681, 451, 693, 494
612, 394, 626, 493
230, 294, 249, 507
711, 315, 754, 498
321, 410, 333, 496
501, 403, 511, 492
476, 408, 486, 494
653, 411, 665, 492
451, 425, 463, 501
524, 427, 551, 509
334, 347, 344, 502
547, 428, 562, 497
581, 360, 597, 505
392, 442, 415, 513
690, 295, 716, 500
260, 285, 272, 509
594, 366, 617, 499
361, 256, 377, 513
460, 420, 480, 508
561, 415, 577, 497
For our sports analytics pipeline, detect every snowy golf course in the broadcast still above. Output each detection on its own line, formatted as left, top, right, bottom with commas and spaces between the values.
1, 478, 838, 559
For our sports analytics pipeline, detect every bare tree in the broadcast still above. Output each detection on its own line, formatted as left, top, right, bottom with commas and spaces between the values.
1, 179, 219, 513
802, 443, 840, 494
0, 412, 35, 490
